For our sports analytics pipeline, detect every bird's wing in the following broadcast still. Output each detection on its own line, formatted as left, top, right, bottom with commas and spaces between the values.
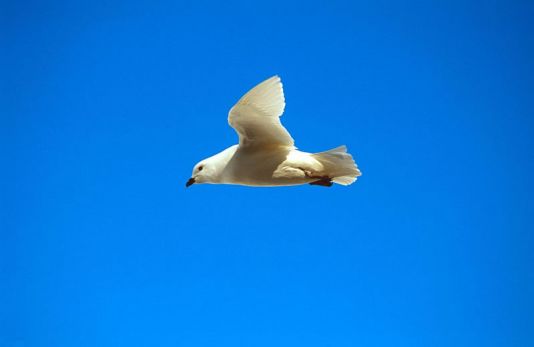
228, 76, 295, 148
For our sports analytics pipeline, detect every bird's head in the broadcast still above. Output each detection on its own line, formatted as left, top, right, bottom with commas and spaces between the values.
186, 145, 238, 187
186, 158, 217, 187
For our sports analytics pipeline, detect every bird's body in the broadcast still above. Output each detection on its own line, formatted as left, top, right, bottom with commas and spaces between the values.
186, 76, 361, 188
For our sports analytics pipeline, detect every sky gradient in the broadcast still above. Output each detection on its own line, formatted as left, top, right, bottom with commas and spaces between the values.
2, 1, 533, 346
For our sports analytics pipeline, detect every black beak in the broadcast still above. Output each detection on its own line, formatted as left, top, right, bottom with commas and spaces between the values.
185, 177, 195, 187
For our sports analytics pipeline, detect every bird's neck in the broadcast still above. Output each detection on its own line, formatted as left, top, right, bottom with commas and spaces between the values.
207, 145, 239, 183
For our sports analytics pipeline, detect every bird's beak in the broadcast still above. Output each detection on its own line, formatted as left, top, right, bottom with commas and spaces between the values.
185, 177, 195, 187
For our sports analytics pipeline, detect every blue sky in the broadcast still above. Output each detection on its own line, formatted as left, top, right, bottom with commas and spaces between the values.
2, 1, 533, 346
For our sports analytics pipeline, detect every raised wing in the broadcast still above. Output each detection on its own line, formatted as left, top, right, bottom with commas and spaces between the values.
228, 76, 294, 148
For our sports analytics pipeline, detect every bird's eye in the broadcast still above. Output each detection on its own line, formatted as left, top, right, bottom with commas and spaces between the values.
198, 166, 203, 171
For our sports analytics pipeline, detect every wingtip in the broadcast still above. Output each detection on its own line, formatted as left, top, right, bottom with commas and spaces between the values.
267, 75, 281, 83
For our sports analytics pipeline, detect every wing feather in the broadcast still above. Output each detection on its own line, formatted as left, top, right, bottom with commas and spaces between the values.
228, 76, 294, 147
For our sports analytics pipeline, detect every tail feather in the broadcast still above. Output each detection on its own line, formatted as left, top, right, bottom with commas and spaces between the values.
313, 145, 361, 186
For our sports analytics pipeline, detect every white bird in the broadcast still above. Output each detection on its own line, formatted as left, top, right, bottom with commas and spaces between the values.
186, 76, 361, 188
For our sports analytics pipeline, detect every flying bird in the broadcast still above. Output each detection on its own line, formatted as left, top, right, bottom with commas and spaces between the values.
186, 76, 361, 188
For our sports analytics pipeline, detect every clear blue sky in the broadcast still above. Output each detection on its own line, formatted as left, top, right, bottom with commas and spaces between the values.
2, 1, 533, 346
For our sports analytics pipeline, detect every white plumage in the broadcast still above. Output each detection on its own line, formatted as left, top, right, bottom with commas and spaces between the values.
186, 76, 361, 188
228, 76, 293, 147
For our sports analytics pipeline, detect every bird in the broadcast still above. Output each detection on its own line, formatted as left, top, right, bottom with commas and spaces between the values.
186, 75, 361, 188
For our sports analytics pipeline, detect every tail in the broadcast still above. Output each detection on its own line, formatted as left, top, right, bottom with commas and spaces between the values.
312, 145, 361, 185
